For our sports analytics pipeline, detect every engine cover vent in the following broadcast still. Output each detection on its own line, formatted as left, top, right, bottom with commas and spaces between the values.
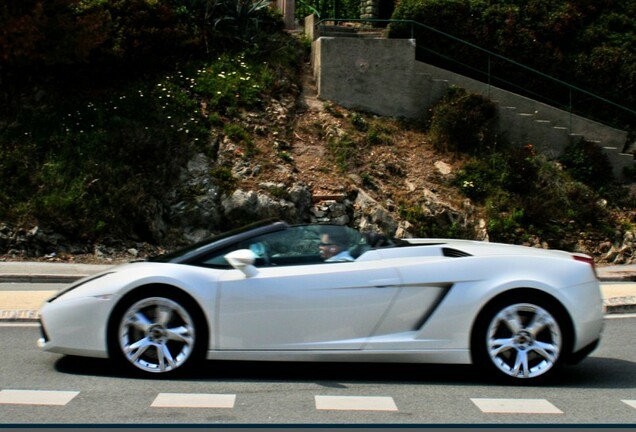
442, 247, 472, 258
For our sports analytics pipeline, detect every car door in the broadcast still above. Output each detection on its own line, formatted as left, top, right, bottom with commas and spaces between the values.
216, 262, 401, 350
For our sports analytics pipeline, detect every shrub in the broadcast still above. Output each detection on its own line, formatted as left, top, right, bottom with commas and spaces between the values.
428, 87, 496, 154
453, 158, 498, 202
366, 121, 394, 146
560, 140, 614, 189
455, 145, 609, 247
210, 165, 237, 196
398, 202, 471, 239
350, 113, 369, 132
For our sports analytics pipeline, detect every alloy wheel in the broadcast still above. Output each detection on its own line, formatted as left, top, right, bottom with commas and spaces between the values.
118, 296, 196, 374
486, 303, 562, 379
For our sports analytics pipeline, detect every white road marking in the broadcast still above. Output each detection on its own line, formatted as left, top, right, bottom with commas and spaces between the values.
471, 398, 563, 414
0, 389, 79, 406
622, 400, 636, 409
151, 393, 236, 408
315, 395, 398, 411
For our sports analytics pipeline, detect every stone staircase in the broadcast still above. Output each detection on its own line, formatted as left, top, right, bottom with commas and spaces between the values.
309, 27, 634, 181
413, 61, 634, 180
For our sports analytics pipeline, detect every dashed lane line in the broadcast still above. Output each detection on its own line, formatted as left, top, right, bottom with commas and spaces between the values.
0, 389, 79, 406
471, 398, 563, 414
315, 395, 398, 411
2, 390, 636, 415
151, 393, 236, 409
623, 400, 636, 409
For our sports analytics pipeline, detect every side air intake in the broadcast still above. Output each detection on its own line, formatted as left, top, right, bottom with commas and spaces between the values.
442, 248, 472, 258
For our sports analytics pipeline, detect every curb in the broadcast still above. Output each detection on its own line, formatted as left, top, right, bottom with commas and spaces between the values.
597, 275, 636, 283
604, 296, 636, 314
0, 274, 88, 284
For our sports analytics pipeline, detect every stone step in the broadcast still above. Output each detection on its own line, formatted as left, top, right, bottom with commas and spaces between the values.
318, 25, 385, 39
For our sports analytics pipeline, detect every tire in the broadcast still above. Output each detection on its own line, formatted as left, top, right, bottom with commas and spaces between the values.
472, 293, 569, 383
108, 288, 207, 377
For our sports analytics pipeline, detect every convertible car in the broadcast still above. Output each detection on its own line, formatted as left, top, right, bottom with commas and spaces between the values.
38, 220, 603, 383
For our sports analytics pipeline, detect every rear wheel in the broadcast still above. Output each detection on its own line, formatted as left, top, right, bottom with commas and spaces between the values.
472, 294, 568, 383
108, 290, 206, 377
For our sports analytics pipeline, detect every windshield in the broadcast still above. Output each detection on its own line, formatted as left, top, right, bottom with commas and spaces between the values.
149, 219, 283, 263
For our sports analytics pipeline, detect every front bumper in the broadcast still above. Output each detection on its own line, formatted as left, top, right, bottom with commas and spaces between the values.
38, 295, 114, 359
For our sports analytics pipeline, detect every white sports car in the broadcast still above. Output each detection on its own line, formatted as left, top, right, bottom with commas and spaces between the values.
38, 220, 603, 383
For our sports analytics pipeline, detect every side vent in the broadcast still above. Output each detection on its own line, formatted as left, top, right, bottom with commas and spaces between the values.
442, 248, 472, 258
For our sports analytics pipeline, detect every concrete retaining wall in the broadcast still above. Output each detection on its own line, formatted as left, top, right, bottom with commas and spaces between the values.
313, 37, 430, 118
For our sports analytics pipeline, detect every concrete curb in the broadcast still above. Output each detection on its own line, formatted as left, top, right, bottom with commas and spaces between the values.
604, 296, 636, 314
0, 274, 88, 284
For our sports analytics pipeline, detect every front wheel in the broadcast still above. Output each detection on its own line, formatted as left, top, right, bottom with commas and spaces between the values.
472, 296, 568, 383
108, 291, 206, 377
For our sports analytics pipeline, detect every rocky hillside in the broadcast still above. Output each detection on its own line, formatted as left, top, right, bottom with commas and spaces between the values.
1, 60, 635, 266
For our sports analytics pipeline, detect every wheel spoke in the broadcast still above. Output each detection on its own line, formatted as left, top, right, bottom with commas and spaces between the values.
502, 310, 522, 334
531, 341, 559, 363
512, 350, 530, 377
126, 312, 153, 332
126, 337, 153, 361
488, 337, 515, 356
526, 310, 551, 337
166, 325, 194, 345
160, 344, 177, 371
156, 305, 174, 326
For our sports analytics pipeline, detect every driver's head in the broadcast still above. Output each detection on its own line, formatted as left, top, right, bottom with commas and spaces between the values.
318, 229, 348, 260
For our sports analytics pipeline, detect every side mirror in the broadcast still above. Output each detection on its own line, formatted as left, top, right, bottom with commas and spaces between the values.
224, 249, 258, 277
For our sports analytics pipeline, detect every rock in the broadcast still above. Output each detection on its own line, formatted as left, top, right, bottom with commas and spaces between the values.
288, 183, 312, 219
475, 218, 489, 241
434, 160, 452, 175
221, 187, 305, 225
395, 220, 414, 238
352, 189, 398, 235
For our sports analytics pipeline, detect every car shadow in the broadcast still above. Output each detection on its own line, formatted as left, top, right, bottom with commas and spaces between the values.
54, 355, 636, 388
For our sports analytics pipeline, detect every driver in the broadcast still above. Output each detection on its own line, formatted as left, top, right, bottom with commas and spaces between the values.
319, 229, 354, 262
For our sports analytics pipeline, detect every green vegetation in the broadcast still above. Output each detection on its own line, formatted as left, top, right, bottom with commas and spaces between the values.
428, 87, 496, 154
327, 134, 358, 171
0, 0, 302, 241
326, 113, 397, 171
453, 147, 611, 247
295, 0, 362, 22
430, 88, 614, 248
389, 0, 636, 133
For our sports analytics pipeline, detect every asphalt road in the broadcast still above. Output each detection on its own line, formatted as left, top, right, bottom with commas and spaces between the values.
1, 316, 636, 425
